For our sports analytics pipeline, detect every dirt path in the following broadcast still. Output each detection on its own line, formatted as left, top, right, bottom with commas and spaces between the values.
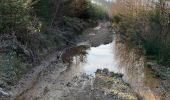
1, 22, 138, 100
77, 21, 114, 47
13, 67, 138, 100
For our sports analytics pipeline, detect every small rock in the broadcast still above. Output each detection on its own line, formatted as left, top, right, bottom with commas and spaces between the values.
114, 73, 123, 78
0, 88, 9, 97
95, 69, 102, 74
103, 68, 109, 75
66, 82, 72, 87
109, 72, 115, 77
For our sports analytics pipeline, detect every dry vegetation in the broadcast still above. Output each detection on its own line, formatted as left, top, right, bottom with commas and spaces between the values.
111, 0, 170, 67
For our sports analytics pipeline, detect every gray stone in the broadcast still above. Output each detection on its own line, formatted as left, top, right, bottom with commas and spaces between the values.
95, 69, 102, 74
0, 88, 9, 97
103, 68, 109, 75
109, 72, 115, 77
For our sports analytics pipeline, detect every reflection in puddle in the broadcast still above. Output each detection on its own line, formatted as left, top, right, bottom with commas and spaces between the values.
62, 36, 161, 100
62, 43, 119, 76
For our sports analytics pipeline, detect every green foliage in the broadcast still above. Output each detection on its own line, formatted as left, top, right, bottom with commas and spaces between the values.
79, 1, 109, 20
0, 52, 29, 88
0, 0, 48, 88
0, 0, 32, 33
33, 0, 52, 24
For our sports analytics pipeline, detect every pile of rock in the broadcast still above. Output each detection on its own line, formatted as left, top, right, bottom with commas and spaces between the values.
95, 68, 123, 77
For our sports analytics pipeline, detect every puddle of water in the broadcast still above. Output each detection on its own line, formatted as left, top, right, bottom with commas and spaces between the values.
80, 43, 119, 75
62, 42, 119, 76
62, 36, 161, 100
